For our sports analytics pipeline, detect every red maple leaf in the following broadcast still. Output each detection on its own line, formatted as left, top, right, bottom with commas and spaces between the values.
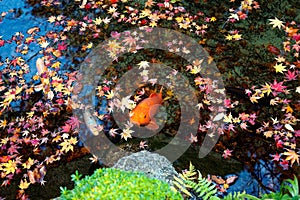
10, 59, 18, 67
285, 70, 298, 81
0, 39, 5, 47
62, 123, 71, 133
271, 79, 286, 94
66, 116, 80, 130
57, 42, 67, 51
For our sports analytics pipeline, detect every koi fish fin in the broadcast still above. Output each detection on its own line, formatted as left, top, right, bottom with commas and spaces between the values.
149, 93, 158, 98
159, 86, 163, 94
36, 58, 46, 75
149, 104, 161, 119
145, 119, 159, 130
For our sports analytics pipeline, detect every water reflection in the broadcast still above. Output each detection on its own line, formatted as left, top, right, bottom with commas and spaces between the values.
227, 160, 281, 197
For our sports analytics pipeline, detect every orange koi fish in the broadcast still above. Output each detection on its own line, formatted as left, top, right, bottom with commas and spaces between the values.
130, 87, 163, 130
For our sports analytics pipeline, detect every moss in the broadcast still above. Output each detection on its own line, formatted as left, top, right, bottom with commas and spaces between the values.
60, 168, 183, 200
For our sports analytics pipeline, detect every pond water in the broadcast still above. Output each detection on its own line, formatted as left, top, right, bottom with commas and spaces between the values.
0, 0, 297, 199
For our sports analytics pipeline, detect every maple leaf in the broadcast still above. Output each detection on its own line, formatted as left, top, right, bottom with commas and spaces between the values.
222, 149, 232, 159
121, 128, 134, 141
250, 95, 261, 103
89, 155, 98, 163
0, 160, 17, 175
137, 61, 150, 69
145, 0, 155, 7
261, 83, 272, 96
225, 34, 233, 40
105, 90, 114, 99
51, 61, 61, 69
59, 140, 73, 153
283, 149, 299, 166
61, 123, 71, 133
19, 179, 30, 190
270, 153, 281, 161
190, 65, 201, 74
67, 116, 80, 129
69, 137, 78, 145
264, 131, 273, 138
269, 17, 284, 29
296, 86, 300, 94
123, 35, 136, 47
188, 133, 198, 143
285, 70, 298, 81
223, 113, 233, 123
233, 33, 242, 40
40, 41, 50, 48
22, 158, 35, 169
273, 63, 287, 73
271, 79, 286, 93
48, 16, 56, 23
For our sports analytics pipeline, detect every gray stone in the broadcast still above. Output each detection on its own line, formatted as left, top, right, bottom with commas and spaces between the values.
113, 150, 178, 185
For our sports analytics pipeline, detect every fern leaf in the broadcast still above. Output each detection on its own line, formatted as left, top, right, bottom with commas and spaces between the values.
173, 180, 192, 197
173, 176, 185, 186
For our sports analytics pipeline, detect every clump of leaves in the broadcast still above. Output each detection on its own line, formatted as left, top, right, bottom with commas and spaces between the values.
60, 168, 183, 200
172, 162, 217, 200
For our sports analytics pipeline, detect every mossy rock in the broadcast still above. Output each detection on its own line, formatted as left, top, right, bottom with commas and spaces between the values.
59, 168, 183, 200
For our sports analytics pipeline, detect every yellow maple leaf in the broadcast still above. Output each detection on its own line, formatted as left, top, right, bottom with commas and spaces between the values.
27, 111, 34, 118
233, 33, 242, 40
140, 9, 151, 18
59, 139, 73, 153
263, 131, 273, 138
105, 90, 114, 99
261, 83, 272, 96
51, 61, 61, 69
40, 41, 49, 48
69, 137, 78, 145
190, 65, 201, 74
283, 149, 299, 166
273, 63, 287, 73
0, 119, 7, 128
269, 17, 284, 29
53, 83, 64, 92
210, 17, 217, 22
19, 179, 30, 190
22, 157, 35, 169
48, 16, 56, 23
93, 17, 102, 25
223, 113, 233, 123
0, 160, 17, 175
121, 128, 134, 141
285, 105, 293, 113
225, 34, 233, 41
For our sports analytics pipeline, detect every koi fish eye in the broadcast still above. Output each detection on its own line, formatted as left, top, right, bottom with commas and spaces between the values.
144, 115, 147, 118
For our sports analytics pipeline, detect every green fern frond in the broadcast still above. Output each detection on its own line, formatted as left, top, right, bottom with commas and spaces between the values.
172, 162, 217, 200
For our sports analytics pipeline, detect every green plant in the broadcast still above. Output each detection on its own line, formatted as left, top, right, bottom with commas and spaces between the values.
172, 162, 217, 200
60, 168, 183, 200
218, 175, 300, 200
173, 162, 300, 200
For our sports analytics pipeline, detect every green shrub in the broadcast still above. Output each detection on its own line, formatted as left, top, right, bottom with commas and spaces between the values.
60, 168, 183, 200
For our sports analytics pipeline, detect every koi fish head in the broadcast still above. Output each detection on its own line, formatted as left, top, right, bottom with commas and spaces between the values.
130, 105, 151, 126
130, 88, 163, 130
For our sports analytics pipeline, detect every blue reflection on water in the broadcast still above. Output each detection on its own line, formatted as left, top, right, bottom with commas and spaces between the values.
0, 0, 60, 79
228, 160, 281, 197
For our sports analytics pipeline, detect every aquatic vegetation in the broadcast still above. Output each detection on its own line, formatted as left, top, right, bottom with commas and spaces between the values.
59, 168, 183, 200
